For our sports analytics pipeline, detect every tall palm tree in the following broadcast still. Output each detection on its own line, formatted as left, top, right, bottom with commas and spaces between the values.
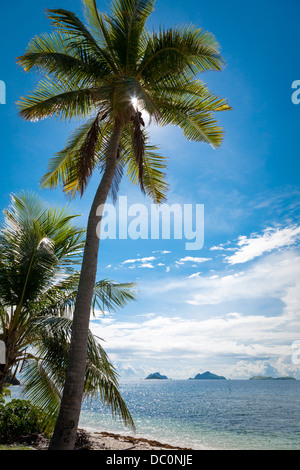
0, 192, 136, 430
17, 0, 231, 449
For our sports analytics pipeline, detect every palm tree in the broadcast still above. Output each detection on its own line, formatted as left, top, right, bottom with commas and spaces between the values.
17, 0, 231, 449
0, 192, 136, 430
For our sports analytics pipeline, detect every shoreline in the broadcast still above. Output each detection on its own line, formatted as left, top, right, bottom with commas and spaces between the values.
19, 428, 196, 451
0, 428, 195, 451
82, 429, 195, 451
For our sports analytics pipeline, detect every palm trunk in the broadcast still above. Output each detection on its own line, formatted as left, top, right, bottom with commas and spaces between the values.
48, 120, 123, 450
0, 364, 8, 394
0, 341, 14, 394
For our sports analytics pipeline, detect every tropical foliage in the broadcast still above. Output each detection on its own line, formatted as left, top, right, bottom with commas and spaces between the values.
0, 399, 49, 442
0, 192, 136, 429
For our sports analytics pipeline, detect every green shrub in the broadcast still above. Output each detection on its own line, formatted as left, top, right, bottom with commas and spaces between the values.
0, 384, 11, 405
0, 399, 48, 443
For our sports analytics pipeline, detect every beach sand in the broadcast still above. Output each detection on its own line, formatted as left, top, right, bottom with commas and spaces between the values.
84, 430, 193, 450
22, 428, 193, 451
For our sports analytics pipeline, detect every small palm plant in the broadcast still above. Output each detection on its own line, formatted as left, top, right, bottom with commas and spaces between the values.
0, 192, 136, 430
17, 0, 231, 449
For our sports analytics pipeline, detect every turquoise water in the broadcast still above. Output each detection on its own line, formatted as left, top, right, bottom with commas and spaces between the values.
9, 379, 300, 450
79, 380, 300, 450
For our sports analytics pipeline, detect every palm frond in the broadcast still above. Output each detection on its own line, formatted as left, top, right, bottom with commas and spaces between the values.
30, 275, 136, 319
0, 192, 84, 309
28, 316, 135, 429
77, 112, 102, 195
108, 0, 155, 71
17, 78, 98, 122
82, 0, 112, 46
154, 86, 231, 148
40, 115, 112, 197
123, 127, 168, 204
92, 279, 137, 313
30, 273, 80, 318
16, 31, 107, 87
46, 7, 118, 73
21, 360, 62, 432
137, 24, 224, 84
130, 110, 146, 192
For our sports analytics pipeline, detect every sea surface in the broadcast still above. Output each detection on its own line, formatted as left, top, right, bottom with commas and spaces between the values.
9, 379, 300, 450
78, 379, 300, 450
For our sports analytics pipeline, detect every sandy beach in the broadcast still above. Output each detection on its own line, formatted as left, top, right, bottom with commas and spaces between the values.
84, 430, 193, 451
14, 428, 193, 451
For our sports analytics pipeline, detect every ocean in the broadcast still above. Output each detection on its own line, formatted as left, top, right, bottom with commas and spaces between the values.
79, 379, 300, 450
9, 379, 300, 450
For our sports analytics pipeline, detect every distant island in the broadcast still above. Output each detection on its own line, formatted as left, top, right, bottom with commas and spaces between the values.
189, 371, 226, 380
143, 372, 296, 381
249, 376, 296, 380
145, 372, 168, 380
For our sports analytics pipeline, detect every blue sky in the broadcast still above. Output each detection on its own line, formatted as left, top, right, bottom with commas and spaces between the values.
1, 0, 300, 380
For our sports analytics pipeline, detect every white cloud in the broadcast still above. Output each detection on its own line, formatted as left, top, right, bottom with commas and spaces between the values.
122, 256, 156, 265
138, 262, 155, 269
90, 248, 300, 380
225, 225, 300, 265
183, 252, 300, 309
186, 272, 202, 279
176, 256, 212, 265
90, 307, 299, 379
143, 249, 300, 319
136, 313, 156, 318
210, 244, 235, 251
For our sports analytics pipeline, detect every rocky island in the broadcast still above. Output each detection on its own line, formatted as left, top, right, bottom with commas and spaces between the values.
249, 376, 296, 380
189, 371, 226, 380
145, 372, 168, 380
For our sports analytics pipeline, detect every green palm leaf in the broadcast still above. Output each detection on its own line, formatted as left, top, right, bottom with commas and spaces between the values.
17, 78, 99, 122
46, 7, 118, 73
16, 31, 106, 87
25, 315, 135, 430
0, 192, 136, 430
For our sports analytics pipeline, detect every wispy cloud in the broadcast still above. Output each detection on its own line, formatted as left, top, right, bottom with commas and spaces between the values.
151, 251, 300, 315
91, 244, 300, 379
139, 262, 155, 269
91, 301, 299, 379
225, 225, 300, 265
186, 272, 202, 279
122, 256, 156, 265
175, 256, 212, 265
210, 244, 235, 252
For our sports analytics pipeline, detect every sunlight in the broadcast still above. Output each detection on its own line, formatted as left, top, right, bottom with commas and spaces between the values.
131, 95, 151, 127
131, 96, 138, 108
